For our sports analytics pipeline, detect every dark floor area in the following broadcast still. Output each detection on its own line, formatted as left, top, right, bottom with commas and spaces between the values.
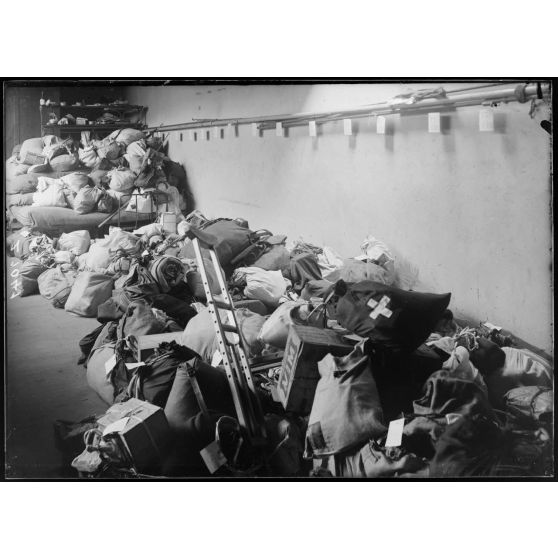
6, 261, 108, 478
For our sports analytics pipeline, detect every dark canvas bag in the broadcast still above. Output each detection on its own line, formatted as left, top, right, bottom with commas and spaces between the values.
114, 264, 160, 311
329, 280, 451, 353
127, 342, 200, 408
180, 219, 252, 266
117, 299, 166, 339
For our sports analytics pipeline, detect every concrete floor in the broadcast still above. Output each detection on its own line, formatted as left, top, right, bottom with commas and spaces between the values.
5, 260, 108, 478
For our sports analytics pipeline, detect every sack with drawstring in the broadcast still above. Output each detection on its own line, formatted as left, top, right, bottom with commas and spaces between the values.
108, 128, 145, 147
108, 168, 136, 193
32, 176, 68, 208
38, 267, 77, 308
234, 267, 287, 308
18, 137, 45, 166
70, 185, 103, 214
96, 188, 116, 213
58, 230, 91, 256
304, 341, 387, 458
50, 152, 79, 172
117, 299, 166, 339
18, 257, 49, 297
79, 146, 99, 168
65, 272, 114, 317
93, 139, 122, 160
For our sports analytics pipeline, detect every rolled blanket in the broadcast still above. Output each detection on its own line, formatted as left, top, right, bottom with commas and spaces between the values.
149, 255, 185, 293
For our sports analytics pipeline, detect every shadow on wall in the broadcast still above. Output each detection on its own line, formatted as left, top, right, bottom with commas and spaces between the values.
183, 167, 196, 211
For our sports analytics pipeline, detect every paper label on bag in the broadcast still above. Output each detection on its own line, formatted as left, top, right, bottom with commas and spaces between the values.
125, 362, 145, 370
104, 354, 117, 377
343, 118, 352, 135
211, 350, 223, 367
270, 384, 281, 402
200, 440, 227, 474
385, 418, 405, 447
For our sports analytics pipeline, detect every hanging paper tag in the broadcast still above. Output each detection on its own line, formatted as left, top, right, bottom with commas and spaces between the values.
211, 350, 223, 367
200, 440, 227, 474
446, 413, 462, 425
385, 417, 405, 447
479, 109, 494, 132
309, 120, 317, 137
104, 354, 118, 377
428, 112, 441, 133
251, 123, 259, 137
21, 229, 31, 237
343, 118, 352, 135
376, 115, 386, 134
275, 122, 284, 137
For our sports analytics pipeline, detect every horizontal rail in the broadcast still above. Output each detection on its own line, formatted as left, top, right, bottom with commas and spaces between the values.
145, 82, 550, 133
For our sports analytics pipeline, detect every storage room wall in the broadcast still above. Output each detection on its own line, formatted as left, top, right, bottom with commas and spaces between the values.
126, 83, 553, 353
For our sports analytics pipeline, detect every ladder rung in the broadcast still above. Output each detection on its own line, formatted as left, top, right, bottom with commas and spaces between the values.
221, 324, 239, 334
210, 299, 233, 311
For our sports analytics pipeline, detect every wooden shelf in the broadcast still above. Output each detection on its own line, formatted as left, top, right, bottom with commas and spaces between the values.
41, 103, 144, 110
42, 123, 144, 132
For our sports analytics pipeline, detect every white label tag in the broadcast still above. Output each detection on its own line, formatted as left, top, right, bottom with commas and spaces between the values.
428, 112, 441, 133
211, 350, 223, 367
385, 418, 405, 447
270, 384, 281, 402
343, 118, 352, 135
21, 230, 31, 237
275, 122, 284, 137
308, 121, 317, 137
104, 354, 117, 377
479, 109, 494, 132
200, 440, 227, 474
446, 413, 462, 425
251, 123, 259, 137
376, 115, 386, 134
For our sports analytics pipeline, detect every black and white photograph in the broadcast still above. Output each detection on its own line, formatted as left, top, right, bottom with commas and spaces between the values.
3, 79, 554, 480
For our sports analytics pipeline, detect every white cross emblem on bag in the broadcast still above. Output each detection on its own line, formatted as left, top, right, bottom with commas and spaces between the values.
367, 295, 393, 320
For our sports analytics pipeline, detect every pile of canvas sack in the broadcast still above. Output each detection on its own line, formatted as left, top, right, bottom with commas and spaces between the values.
6, 128, 189, 217
8, 212, 553, 478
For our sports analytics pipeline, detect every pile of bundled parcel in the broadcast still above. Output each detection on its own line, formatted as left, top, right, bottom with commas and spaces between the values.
6, 128, 188, 217
7, 212, 553, 478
